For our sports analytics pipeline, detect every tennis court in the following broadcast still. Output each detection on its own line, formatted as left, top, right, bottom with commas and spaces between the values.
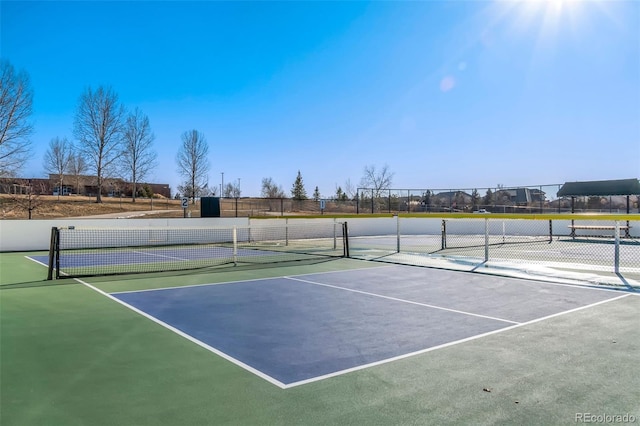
2, 216, 639, 425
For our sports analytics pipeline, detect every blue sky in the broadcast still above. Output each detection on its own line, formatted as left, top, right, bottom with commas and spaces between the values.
2, 0, 639, 197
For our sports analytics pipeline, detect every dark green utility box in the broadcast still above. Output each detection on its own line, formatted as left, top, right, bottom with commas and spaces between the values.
201, 197, 221, 217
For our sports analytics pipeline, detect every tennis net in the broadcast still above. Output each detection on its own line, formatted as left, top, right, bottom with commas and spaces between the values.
47, 221, 348, 279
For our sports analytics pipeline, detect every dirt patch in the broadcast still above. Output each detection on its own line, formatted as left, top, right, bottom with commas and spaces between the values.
0, 194, 188, 219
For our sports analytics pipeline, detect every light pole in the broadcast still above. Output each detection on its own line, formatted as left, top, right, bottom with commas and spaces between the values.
238, 178, 241, 197
221, 172, 224, 198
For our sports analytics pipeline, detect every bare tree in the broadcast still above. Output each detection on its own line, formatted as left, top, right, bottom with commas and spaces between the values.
6, 179, 46, 219
359, 164, 394, 198
223, 181, 241, 197
0, 60, 34, 177
176, 129, 210, 203
261, 177, 285, 198
122, 108, 157, 202
42, 137, 73, 199
73, 86, 125, 203
344, 178, 357, 200
68, 152, 88, 195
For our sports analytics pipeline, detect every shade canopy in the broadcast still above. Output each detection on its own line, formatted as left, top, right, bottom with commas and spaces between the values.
557, 179, 640, 197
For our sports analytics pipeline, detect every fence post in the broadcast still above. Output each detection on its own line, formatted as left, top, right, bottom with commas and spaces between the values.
485, 218, 489, 262
395, 214, 400, 253
371, 189, 374, 214
614, 221, 620, 274
441, 220, 446, 250
333, 218, 337, 250
233, 226, 238, 265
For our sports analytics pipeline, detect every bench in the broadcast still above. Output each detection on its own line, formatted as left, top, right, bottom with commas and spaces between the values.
568, 224, 631, 239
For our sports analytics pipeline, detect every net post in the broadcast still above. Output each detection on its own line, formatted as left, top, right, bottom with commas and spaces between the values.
47, 227, 59, 280
233, 226, 238, 265
343, 221, 350, 258
285, 218, 289, 246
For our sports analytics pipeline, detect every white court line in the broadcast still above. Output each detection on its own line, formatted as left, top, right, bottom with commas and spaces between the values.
110, 264, 395, 295
130, 249, 191, 261
24, 255, 48, 268
77, 275, 631, 390
283, 292, 631, 388
75, 277, 288, 389
284, 276, 520, 325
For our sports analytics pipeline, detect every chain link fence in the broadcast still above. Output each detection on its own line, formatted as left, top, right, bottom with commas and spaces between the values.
346, 215, 640, 283
220, 198, 358, 216
355, 185, 639, 214
217, 184, 638, 216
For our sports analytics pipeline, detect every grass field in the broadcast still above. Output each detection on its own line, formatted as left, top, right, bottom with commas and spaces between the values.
2, 251, 639, 425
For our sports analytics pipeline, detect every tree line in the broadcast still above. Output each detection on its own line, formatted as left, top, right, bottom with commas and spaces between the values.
1, 59, 395, 203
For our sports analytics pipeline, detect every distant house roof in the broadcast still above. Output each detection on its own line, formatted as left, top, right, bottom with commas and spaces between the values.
497, 188, 532, 204
557, 178, 640, 197
435, 191, 471, 198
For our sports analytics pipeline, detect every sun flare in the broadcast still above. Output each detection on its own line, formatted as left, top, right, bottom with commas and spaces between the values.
492, 0, 594, 44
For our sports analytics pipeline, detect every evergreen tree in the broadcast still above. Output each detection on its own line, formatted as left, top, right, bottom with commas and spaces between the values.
471, 188, 480, 208
422, 190, 432, 211
313, 186, 320, 201
483, 188, 494, 205
291, 170, 307, 200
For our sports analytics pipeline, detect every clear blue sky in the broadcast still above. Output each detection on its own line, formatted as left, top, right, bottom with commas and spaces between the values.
2, 0, 639, 197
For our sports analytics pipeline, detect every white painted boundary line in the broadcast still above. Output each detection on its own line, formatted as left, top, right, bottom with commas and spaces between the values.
131, 250, 192, 261
284, 293, 631, 388
75, 277, 288, 389
24, 255, 48, 268
75, 266, 632, 390
284, 276, 520, 325
110, 263, 394, 295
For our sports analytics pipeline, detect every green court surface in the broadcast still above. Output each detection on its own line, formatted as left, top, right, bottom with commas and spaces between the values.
1, 252, 639, 425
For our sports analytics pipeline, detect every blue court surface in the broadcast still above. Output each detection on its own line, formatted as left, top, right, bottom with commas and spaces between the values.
110, 264, 622, 388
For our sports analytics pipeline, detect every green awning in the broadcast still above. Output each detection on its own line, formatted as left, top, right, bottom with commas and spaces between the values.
557, 179, 640, 197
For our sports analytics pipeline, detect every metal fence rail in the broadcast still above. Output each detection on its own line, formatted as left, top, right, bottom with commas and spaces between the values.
347, 215, 639, 282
